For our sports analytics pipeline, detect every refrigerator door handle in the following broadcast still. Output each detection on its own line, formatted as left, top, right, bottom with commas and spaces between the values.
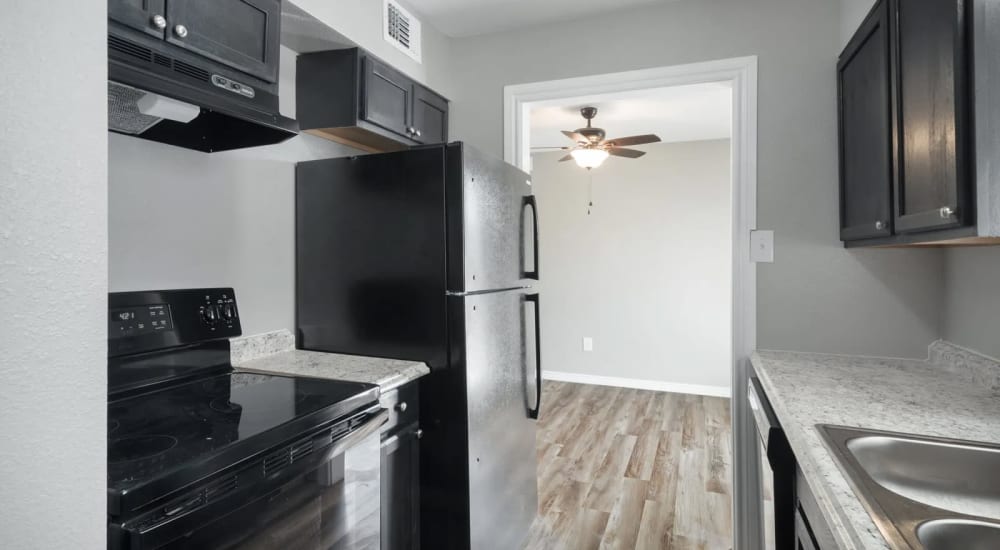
526, 293, 542, 420
522, 196, 540, 281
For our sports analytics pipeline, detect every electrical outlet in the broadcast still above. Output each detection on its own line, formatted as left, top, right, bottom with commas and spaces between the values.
582, 337, 593, 352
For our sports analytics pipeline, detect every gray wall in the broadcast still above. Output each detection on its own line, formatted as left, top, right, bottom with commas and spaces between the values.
839, 0, 878, 48
448, 0, 945, 358
109, 46, 360, 335
0, 1, 107, 547
532, 140, 733, 391
943, 248, 1000, 359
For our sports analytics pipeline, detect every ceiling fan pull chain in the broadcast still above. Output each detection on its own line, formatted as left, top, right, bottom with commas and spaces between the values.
588, 173, 594, 215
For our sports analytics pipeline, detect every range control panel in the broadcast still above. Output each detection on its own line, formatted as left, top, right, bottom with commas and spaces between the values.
198, 291, 239, 331
108, 288, 243, 357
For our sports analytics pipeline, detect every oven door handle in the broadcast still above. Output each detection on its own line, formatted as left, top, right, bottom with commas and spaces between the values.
327, 408, 389, 457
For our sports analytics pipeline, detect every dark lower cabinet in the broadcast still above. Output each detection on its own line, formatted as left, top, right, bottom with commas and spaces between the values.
380, 381, 421, 550
382, 422, 421, 550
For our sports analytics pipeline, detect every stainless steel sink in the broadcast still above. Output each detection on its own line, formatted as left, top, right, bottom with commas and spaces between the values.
917, 519, 1000, 550
819, 425, 1000, 549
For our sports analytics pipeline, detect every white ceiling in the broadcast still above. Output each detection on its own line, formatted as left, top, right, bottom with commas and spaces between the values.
407, 0, 672, 38
529, 82, 733, 152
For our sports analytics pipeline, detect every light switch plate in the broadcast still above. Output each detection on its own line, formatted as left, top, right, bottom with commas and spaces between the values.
750, 230, 774, 263
582, 337, 593, 352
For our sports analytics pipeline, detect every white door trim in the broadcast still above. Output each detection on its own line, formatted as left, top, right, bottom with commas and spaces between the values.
503, 55, 760, 550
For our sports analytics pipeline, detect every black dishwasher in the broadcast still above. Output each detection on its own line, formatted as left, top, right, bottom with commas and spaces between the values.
748, 376, 796, 550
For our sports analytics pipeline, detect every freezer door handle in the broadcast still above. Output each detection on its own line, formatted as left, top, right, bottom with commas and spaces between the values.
526, 293, 542, 419
523, 196, 540, 281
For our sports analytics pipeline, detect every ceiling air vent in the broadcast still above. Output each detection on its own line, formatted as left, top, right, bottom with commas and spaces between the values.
383, 0, 422, 63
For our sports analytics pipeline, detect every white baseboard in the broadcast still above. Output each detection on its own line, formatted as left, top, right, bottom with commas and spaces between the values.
542, 370, 731, 398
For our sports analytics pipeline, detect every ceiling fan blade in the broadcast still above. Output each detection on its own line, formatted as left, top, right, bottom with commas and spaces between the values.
562, 130, 590, 143
605, 134, 662, 147
558, 154, 574, 162
607, 147, 646, 159
530, 146, 570, 150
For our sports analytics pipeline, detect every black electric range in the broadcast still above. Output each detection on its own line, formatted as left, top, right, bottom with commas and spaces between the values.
107, 289, 385, 550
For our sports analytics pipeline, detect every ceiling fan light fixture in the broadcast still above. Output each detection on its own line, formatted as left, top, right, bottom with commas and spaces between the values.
571, 148, 609, 169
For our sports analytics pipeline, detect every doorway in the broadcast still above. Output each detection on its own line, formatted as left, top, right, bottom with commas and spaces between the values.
504, 56, 761, 549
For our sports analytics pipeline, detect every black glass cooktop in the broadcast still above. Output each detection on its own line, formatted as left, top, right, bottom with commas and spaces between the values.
108, 372, 378, 498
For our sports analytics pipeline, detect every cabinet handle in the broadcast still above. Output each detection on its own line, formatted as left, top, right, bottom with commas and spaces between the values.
415, 129, 422, 137
875, 220, 885, 231
151, 14, 167, 30
415, 429, 423, 440
395, 401, 407, 413
173, 24, 188, 38
939, 206, 955, 218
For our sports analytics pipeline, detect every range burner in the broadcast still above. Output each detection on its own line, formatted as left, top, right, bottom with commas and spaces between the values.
110, 435, 179, 463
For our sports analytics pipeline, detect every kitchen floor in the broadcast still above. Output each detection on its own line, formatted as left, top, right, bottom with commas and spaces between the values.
524, 382, 732, 550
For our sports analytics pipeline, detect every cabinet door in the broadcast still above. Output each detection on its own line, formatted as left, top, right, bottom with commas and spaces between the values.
109, 0, 166, 39
164, 0, 280, 83
362, 56, 414, 139
381, 423, 421, 550
891, 0, 971, 233
411, 86, 448, 145
838, 0, 893, 241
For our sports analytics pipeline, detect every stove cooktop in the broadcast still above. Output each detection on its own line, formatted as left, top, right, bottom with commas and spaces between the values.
107, 371, 378, 514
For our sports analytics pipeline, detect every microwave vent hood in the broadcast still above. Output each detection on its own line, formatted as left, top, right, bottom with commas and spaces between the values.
107, 31, 297, 153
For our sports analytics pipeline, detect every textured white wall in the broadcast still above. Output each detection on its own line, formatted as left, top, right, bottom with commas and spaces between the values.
448, 0, 945, 358
532, 140, 732, 391
0, 1, 107, 547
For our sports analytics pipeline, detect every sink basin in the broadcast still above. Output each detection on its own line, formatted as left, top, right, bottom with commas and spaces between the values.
846, 434, 1000, 519
917, 519, 1000, 550
819, 425, 1000, 549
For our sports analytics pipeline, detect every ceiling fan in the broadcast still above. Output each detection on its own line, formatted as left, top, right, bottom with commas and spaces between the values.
533, 107, 662, 169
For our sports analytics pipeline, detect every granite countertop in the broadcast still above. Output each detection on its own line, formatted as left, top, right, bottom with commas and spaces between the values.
751, 342, 1000, 550
230, 330, 429, 392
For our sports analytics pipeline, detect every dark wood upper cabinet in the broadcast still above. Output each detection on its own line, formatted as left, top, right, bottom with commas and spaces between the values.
838, 0, 1000, 246
163, 0, 281, 83
412, 86, 449, 145
297, 48, 450, 153
891, 0, 971, 234
838, 0, 892, 241
362, 57, 414, 139
108, 0, 166, 39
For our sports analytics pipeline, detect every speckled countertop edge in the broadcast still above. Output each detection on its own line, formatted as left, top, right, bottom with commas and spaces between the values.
231, 330, 429, 392
751, 345, 1000, 550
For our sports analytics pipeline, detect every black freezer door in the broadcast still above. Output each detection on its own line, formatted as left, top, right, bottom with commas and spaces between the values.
420, 288, 540, 550
295, 143, 537, 366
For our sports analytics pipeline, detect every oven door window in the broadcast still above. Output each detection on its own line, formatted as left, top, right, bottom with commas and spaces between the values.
163, 430, 381, 550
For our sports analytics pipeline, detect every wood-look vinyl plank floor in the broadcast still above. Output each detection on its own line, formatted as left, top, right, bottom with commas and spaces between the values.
525, 382, 733, 550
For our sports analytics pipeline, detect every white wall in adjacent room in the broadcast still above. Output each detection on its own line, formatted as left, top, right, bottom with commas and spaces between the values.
532, 140, 733, 393
0, 1, 107, 547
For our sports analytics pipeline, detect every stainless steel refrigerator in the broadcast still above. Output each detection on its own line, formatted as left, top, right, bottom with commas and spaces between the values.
296, 142, 541, 550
